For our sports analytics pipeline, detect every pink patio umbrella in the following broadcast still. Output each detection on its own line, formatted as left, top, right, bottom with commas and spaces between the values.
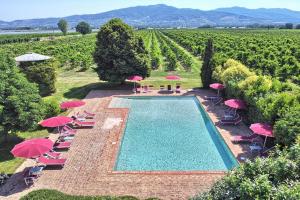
224, 99, 247, 116
250, 123, 274, 148
165, 75, 181, 80
127, 75, 143, 92
210, 83, 225, 95
11, 138, 53, 159
60, 100, 86, 109
39, 116, 73, 132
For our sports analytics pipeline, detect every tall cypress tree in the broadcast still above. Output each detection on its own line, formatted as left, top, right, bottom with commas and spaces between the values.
200, 38, 214, 88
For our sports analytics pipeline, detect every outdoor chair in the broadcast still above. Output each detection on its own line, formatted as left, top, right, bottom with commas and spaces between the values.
136, 86, 142, 93
160, 85, 165, 91
176, 85, 181, 93
213, 97, 223, 105
148, 85, 154, 92
167, 85, 172, 91
143, 85, 149, 93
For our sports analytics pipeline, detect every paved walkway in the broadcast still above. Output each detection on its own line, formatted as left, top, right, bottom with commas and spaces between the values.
0, 89, 254, 200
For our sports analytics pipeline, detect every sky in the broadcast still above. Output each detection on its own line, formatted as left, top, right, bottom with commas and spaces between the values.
1, 0, 300, 21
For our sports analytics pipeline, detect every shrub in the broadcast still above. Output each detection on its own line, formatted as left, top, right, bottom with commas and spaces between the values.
19, 61, 57, 96
274, 105, 300, 147
192, 144, 300, 200
21, 189, 153, 200
42, 97, 61, 118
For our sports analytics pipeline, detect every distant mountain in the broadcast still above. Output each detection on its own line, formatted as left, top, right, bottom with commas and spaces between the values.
1, 4, 300, 29
215, 7, 300, 24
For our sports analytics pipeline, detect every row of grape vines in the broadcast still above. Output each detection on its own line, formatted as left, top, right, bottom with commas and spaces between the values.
139, 30, 201, 73
162, 29, 300, 83
0, 34, 96, 70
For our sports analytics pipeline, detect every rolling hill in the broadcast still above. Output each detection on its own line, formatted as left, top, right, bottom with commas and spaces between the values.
1, 4, 300, 29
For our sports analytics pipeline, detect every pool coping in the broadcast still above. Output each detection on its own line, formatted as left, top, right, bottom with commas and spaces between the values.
107, 95, 232, 175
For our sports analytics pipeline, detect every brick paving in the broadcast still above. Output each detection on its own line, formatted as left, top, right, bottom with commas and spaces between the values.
0, 89, 254, 200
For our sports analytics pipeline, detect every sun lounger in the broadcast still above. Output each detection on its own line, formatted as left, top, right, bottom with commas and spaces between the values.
176, 85, 181, 93
220, 116, 242, 125
44, 151, 61, 159
53, 141, 72, 150
204, 95, 219, 100
231, 134, 259, 143
60, 125, 77, 136
84, 110, 96, 118
37, 156, 66, 167
213, 97, 223, 105
73, 119, 95, 128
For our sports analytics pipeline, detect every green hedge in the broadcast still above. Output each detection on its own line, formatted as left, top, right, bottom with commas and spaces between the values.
21, 189, 161, 200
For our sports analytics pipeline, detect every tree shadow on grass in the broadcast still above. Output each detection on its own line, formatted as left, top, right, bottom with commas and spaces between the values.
63, 82, 135, 99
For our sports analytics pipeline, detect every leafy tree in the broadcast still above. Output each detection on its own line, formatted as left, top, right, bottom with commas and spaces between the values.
57, 19, 68, 35
200, 38, 214, 88
76, 21, 92, 35
0, 54, 45, 142
93, 18, 150, 83
285, 23, 294, 29
19, 61, 57, 96
296, 24, 300, 29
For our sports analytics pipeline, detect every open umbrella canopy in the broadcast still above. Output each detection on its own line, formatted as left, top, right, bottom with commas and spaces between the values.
127, 75, 143, 81
39, 116, 73, 128
11, 138, 53, 158
250, 123, 274, 137
166, 75, 181, 80
60, 100, 86, 109
210, 83, 225, 90
225, 99, 247, 109
15, 53, 52, 62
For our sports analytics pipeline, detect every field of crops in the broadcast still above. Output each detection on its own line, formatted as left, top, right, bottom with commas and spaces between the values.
162, 29, 300, 83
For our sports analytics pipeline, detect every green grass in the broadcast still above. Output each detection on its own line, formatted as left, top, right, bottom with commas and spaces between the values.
0, 129, 49, 174
21, 189, 160, 200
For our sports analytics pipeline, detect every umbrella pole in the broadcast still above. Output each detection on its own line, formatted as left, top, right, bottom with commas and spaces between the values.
263, 136, 268, 149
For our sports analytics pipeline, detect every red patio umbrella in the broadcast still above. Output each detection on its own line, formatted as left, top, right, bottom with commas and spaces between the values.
11, 138, 53, 159
225, 99, 246, 109
60, 100, 85, 109
127, 75, 143, 81
127, 75, 143, 92
250, 123, 274, 148
39, 116, 73, 128
165, 75, 181, 80
210, 83, 225, 95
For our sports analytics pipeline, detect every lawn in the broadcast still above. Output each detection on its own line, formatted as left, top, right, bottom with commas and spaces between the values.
0, 65, 201, 174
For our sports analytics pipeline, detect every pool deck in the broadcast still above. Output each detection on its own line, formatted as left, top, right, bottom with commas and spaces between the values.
0, 89, 254, 200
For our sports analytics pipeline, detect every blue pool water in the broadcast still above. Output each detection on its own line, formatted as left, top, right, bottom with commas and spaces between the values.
109, 96, 238, 171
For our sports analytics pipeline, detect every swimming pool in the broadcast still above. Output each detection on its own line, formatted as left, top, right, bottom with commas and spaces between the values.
109, 96, 238, 171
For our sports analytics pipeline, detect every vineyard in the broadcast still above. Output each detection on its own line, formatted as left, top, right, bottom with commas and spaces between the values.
162, 29, 300, 83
